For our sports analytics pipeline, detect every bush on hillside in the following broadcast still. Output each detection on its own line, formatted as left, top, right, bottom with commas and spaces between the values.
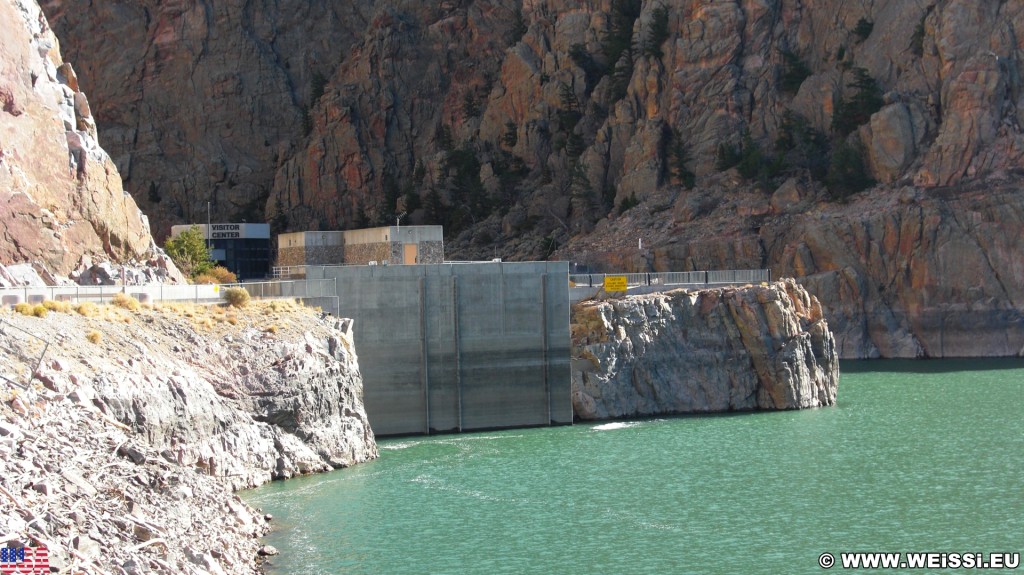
193, 266, 238, 285
223, 287, 251, 308
112, 292, 141, 312
42, 299, 72, 313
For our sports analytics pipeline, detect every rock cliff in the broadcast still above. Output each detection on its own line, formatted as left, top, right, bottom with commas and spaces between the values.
571, 280, 838, 419
36, 0, 1024, 356
0, 0, 155, 276
0, 299, 377, 572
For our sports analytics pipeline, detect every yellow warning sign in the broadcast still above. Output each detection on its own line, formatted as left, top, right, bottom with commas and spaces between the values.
603, 275, 628, 292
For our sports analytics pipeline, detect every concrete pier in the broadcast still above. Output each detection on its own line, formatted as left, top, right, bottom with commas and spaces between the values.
306, 262, 572, 436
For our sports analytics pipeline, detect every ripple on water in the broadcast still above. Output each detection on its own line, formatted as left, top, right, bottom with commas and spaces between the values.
243, 359, 1024, 575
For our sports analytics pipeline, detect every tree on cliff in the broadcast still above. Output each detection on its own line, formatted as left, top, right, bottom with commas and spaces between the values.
165, 226, 213, 279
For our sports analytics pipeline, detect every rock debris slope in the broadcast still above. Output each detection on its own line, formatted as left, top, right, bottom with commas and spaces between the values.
571, 280, 838, 419
0, 300, 376, 573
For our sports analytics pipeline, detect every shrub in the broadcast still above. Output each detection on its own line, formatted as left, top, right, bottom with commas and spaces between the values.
42, 299, 71, 313
776, 112, 830, 181
223, 287, 251, 308
209, 266, 237, 282
75, 302, 99, 317
510, 9, 528, 44
14, 303, 32, 316
853, 18, 874, 43
265, 324, 279, 334
618, 192, 640, 214
502, 121, 518, 148
194, 267, 237, 285
112, 293, 141, 312
780, 49, 811, 94
826, 140, 875, 201
715, 142, 743, 171
644, 4, 670, 59
32, 304, 47, 318
910, 17, 926, 57
86, 330, 102, 344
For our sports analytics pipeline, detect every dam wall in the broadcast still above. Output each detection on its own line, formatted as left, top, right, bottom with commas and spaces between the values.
306, 262, 572, 435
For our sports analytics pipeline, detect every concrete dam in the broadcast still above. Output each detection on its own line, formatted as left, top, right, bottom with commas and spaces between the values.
303, 262, 573, 436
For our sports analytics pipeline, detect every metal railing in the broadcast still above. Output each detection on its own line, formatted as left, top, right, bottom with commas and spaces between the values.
569, 269, 770, 288
272, 265, 310, 279
0, 278, 338, 312
224, 279, 340, 316
0, 284, 223, 305
226, 278, 335, 300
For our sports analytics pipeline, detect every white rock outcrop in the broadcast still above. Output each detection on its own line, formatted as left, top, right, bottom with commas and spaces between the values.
1, 300, 377, 572
571, 280, 839, 419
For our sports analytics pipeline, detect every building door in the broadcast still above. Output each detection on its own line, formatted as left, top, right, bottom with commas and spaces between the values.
403, 244, 418, 264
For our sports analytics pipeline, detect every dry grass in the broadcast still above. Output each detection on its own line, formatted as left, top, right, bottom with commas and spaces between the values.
264, 324, 278, 334
194, 266, 238, 285
75, 302, 99, 317
14, 303, 49, 318
86, 330, 102, 344
112, 292, 141, 312
42, 299, 72, 313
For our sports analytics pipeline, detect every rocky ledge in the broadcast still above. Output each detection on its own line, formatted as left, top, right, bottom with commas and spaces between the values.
0, 299, 377, 573
571, 279, 838, 420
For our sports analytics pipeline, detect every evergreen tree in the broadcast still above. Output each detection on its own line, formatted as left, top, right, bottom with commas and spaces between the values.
271, 196, 289, 235
164, 226, 213, 279
832, 68, 884, 136
779, 49, 811, 94
645, 5, 670, 59
826, 140, 875, 200
424, 187, 446, 226
669, 129, 696, 189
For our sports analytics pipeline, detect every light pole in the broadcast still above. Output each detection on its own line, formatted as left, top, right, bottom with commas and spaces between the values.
207, 201, 212, 251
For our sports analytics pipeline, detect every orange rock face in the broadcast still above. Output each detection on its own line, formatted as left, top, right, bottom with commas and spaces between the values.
0, 0, 153, 275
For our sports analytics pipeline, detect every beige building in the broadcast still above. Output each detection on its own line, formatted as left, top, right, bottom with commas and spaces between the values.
277, 226, 444, 267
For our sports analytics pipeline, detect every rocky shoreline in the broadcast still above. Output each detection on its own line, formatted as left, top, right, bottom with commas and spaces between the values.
571, 279, 839, 419
0, 299, 377, 573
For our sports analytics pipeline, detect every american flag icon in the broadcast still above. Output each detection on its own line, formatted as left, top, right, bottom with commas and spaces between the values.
0, 547, 49, 574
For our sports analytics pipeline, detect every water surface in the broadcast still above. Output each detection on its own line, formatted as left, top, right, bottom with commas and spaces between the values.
244, 360, 1024, 574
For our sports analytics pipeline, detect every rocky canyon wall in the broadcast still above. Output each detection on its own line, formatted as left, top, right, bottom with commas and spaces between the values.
0, 0, 155, 275
35, 0, 1024, 356
571, 280, 838, 419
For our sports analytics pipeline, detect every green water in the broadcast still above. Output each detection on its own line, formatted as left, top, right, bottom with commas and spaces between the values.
243, 360, 1024, 574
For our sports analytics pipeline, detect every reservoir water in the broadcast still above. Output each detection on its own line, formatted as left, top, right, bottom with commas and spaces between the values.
243, 360, 1024, 574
